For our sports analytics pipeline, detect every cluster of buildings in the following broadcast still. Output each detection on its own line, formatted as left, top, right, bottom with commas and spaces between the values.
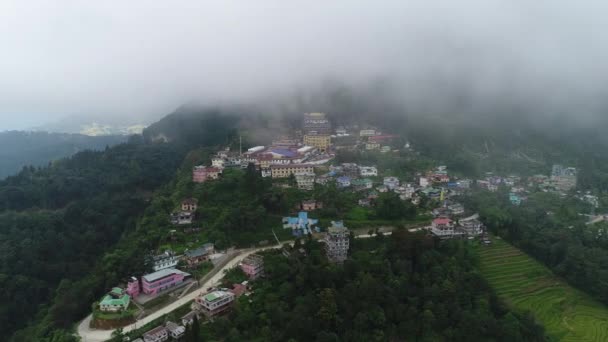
136, 321, 186, 342
97, 243, 215, 313
430, 214, 484, 239
170, 198, 198, 225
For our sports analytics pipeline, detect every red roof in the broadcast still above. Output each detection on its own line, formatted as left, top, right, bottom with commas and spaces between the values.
230, 283, 247, 297
433, 218, 452, 225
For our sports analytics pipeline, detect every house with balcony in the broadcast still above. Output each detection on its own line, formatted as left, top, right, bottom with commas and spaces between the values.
181, 198, 198, 212
151, 250, 179, 272
323, 221, 350, 264
301, 199, 322, 211
143, 325, 168, 342
359, 166, 378, 177
383, 176, 400, 190
240, 254, 264, 279
183, 243, 214, 267
295, 172, 315, 190
336, 176, 351, 188
141, 268, 190, 296
165, 321, 186, 340
430, 218, 455, 238
196, 290, 236, 318
170, 211, 194, 225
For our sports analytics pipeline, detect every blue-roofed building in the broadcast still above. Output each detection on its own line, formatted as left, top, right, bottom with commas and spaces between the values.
337, 176, 351, 188
509, 193, 522, 206
270, 148, 298, 158
282, 211, 319, 236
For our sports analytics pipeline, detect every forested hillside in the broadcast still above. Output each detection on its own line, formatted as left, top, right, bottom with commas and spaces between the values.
202, 232, 545, 341
0, 131, 126, 179
1, 110, 241, 341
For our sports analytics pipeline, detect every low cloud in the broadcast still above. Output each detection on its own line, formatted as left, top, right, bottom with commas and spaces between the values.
1, 1, 607, 129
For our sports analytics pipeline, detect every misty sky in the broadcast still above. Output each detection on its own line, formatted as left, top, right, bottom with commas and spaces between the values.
1, 1, 607, 130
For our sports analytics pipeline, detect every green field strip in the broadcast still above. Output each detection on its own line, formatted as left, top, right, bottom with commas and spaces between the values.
478, 238, 608, 341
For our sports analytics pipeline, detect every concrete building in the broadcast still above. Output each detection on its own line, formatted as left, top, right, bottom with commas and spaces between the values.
196, 290, 235, 318
324, 221, 350, 264
170, 211, 194, 225
301, 199, 322, 211
181, 198, 198, 212
192, 166, 221, 183
383, 176, 400, 190
141, 269, 190, 296
295, 172, 316, 190
303, 112, 332, 134
143, 325, 168, 342
152, 250, 179, 272
183, 243, 214, 267
303, 134, 331, 152
240, 254, 264, 279
359, 166, 378, 177
430, 218, 455, 237
270, 164, 314, 178
165, 321, 185, 340
99, 287, 130, 312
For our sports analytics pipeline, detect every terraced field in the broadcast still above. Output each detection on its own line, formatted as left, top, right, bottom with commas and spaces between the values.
478, 238, 608, 341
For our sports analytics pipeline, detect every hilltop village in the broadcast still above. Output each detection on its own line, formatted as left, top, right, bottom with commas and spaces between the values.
81, 112, 587, 342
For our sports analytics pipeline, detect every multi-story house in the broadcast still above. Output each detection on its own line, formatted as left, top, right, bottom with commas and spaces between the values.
295, 172, 316, 190
143, 326, 168, 342
303, 134, 331, 152
196, 290, 235, 317
141, 269, 190, 296
181, 198, 198, 212
430, 218, 455, 238
324, 221, 350, 264
192, 166, 221, 183
303, 112, 332, 134
383, 176, 400, 190
301, 199, 322, 211
270, 164, 314, 178
240, 254, 264, 279
151, 250, 179, 272
165, 321, 186, 340
170, 211, 194, 225
183, 243, 214, 267
359, 166, 378, 177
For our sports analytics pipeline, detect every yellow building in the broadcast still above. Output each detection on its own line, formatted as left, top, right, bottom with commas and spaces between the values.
270, 164, 315, 178
303, 134, 331, 152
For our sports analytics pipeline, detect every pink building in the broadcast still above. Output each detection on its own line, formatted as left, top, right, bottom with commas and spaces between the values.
142, 269, 190, 296
240, 254, 264, 279
192, 166, 221, 183
126, 277, 140, 298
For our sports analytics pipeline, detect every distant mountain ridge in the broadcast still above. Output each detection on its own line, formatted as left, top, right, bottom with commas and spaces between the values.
0, 130, 127, 179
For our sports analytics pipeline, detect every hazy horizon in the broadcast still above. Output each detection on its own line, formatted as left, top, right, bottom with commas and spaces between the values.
2, 1, 608, 131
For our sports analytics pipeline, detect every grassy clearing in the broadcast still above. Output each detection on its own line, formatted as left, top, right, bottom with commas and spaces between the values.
478, 238, 608, 341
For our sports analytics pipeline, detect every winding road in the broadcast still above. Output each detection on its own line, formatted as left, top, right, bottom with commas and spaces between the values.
76, 245, 283, 342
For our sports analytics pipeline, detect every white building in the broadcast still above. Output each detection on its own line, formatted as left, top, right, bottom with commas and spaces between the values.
196, 290, 235, 317
383, 176, 400, 190
419, 177, 430, 188
165, 322, 185, 339
359, 166, 378, 177
295, 172, 316, 191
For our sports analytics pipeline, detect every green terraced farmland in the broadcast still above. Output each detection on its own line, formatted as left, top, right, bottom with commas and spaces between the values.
478, 238, 608, 341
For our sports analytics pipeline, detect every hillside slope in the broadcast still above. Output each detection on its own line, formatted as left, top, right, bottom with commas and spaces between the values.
479, 238, 608, 341
0, 131, 126, 179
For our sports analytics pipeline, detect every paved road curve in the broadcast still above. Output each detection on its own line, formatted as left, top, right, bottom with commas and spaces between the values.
76, 245, 284, 342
